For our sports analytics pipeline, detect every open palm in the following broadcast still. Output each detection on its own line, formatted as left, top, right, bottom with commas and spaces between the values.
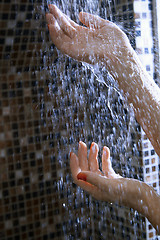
46, 5, 132, 66
70, 141, 122, 202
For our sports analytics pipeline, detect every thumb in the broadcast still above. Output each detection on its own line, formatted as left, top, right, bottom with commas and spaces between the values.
77, 171, 125, 203
77, 171, 121, 190
79, 12, 106, 29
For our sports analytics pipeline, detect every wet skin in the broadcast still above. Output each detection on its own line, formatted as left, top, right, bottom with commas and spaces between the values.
46, 5, 160, 232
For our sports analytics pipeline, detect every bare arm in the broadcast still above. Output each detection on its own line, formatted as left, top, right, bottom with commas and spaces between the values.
46, 5, 160, 232
107, 50, 160, 157
81, 173, 160, 233
46, 5, 160, 157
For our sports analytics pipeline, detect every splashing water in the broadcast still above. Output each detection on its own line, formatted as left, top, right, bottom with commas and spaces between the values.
40, 0, 160, 239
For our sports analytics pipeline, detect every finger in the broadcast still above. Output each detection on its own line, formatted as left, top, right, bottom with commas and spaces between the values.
70, 153, 106, 200
63, 13, 79, 28
77, 171, 123, 203
49, 4, 76, 38
79, 12, 106, 29
70, 152, 81, 180
46, 8, 79, 28
48, 22, 70, 51
77, 171, 109, 190
102, 146, 119, 178
46, 13, 56, 25
102, 146, 111, 173
88, 142, 99, 172
78, 141, 88, 171
49, 6, 79, 29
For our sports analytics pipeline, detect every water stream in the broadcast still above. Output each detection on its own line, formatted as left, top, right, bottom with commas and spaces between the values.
0, 0, 159, 239
43, 1, 145, 239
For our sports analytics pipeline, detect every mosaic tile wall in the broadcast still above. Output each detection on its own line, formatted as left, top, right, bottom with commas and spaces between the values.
0, 0, 159, 239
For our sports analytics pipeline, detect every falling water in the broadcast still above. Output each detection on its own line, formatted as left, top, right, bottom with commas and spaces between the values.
0, 0, 159, 239
41, 0, 147, 239
25, 0, 160, 238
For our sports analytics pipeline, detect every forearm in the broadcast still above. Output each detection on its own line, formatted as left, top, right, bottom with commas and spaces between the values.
133, 72, 160, 157
142, 183, 160, 233
91, 176, 160, 232
122, 179, 160, 233
78, 172, 160, 232
105, 49, 160, 157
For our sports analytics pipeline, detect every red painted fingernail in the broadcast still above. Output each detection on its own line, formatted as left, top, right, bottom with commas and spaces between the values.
77, 172, 87, 181
91, 142, 94, 148
48, 24, 50, 29
70, 152, 73, 158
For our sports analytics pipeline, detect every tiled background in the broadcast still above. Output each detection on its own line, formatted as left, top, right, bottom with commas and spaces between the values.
0, 0, 158, 239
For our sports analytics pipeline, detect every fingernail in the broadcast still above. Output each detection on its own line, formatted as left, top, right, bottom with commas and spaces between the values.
91, 142, 98, 153
48, 24, 50, 30
48, 4, 52, 9
91, 142, 96, 151
91, 142, 94, 148
77, 172, 87, 181
103, 146, 107, 154
70, 152, 73, 158
78, 141, 82, 149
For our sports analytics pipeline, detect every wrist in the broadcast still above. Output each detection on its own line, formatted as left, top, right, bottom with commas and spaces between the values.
122, 180, 151, 220
120, 179, 145, 212
103, 48, 144, 103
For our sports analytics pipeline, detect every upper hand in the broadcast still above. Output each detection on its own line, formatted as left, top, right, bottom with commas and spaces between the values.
46, 5, 133, 68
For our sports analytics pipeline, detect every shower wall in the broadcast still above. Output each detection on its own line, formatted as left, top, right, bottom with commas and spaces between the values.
0, 0, 159, 240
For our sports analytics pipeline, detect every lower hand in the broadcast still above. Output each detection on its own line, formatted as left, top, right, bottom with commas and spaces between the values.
70, 141, 123, 202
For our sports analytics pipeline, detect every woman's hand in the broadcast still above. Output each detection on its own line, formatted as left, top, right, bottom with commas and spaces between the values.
70, 141, 124, 203
70, 142, 160, 232
46, 5, 133, 68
